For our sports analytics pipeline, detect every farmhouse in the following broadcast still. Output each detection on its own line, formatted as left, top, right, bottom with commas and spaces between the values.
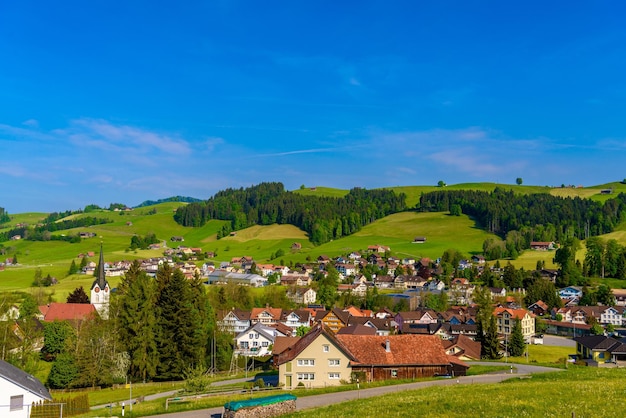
530, 241, 555, 251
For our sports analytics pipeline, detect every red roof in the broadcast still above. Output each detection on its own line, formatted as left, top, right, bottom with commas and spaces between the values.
336, 334, 450, 366
39, 303, 97, 322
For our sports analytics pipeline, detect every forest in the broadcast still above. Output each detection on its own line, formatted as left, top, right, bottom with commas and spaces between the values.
173, 182, 407, 244
419, 188, 626, 258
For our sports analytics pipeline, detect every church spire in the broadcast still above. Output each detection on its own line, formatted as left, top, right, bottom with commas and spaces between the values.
92, 242, 108, 291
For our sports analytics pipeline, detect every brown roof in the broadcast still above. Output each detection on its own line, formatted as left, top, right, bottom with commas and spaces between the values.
441, 334, 481, 360
39, 303, 97, 322
337, 324, 377, 336
275, 324, 356, 366
272, 336, 300, 355
250, 307, 283, 320
336, 334, 450, 366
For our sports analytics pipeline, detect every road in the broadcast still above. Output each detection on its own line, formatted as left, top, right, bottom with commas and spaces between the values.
152, 363, 563, 418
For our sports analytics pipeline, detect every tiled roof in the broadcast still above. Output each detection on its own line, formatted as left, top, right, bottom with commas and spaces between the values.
493, 307, 534, 320
251, 307, 283, 320
275, 324, 356, 366
337, 324, 377, 336
442, 334, 481, 360
336, 334, 450, 366
0, 359, 51, 400
39, 303, 97, 322
273, 336, 300, 356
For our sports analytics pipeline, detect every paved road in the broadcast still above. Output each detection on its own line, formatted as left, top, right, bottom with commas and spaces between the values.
542, 334, 575, 347
152, 363, 563, 418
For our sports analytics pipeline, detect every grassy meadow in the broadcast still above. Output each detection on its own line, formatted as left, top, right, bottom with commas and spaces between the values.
281, 366, 624, 418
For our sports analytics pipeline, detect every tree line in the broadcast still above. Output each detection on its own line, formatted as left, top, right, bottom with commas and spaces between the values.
174, 182, 407, 244
419, 188, 626, 258
0, 216, 113, 242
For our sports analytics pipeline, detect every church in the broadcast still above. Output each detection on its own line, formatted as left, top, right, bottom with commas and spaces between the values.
90, 244, 110, 319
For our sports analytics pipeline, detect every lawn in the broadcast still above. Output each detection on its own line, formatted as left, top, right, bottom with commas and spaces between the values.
282, 366, 624, 418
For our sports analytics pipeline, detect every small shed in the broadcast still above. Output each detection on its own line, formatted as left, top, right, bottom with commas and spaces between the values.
413, 236, 427, 244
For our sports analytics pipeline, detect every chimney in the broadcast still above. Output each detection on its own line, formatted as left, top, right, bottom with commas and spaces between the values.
385, 339, 391, 352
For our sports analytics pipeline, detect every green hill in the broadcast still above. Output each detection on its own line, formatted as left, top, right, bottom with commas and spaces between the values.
2, 181, 626, 299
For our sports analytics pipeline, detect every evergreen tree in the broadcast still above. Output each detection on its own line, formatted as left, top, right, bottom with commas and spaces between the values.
47, 352, 79, 389
67, 286, 90, 304
509, 320, 526, 357
482, 314, 501, 359
68, 259, 79, 276
118, 261, 158, 381
154, 265, 203, 380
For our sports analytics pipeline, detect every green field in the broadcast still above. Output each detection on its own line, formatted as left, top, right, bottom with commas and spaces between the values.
282, 366, 623, 418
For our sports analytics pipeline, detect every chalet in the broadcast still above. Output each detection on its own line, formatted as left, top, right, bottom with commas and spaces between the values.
250, 306, 283, 326
235, 323, 283, 357
528, 300, 549, 316
368, 245, 390, 254
281, 309, 313, 331
291, 242, 302, 251
218, 308, 251, 334
530, 241, 555, 251
471, 255, 486, 264
314, 308, 351, 333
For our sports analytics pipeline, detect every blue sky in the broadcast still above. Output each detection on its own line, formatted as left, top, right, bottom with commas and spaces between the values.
1, 1, 626, 213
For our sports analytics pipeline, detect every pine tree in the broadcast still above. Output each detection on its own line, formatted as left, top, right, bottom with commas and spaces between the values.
509, 320, 526, 357
68, 259, 79, 276
154, 265, 202, 380
118, 261, 158, 381
482, 315, 501, 359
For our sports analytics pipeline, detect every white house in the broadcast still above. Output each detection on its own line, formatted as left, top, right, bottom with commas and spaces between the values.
218, 308, 251, 334
282, 309, 313, 331
0, 359, 51, 417
235, 323, 284, 357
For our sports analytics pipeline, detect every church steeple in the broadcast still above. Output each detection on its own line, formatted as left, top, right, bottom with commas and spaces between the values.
93, 242, 107, 291
91, 242, 110, 319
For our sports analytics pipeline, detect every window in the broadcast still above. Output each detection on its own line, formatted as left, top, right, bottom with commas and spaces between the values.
10, 395, 23, 411
323, 345, 330, 353
328, 372, 340, 379
249, 334, 254, 339
328, 359, 340, 366
252, 341, 258, 347
262, 341, 269, 347
391, 369, 398, 378
297, 373, 315, 381
297, 359, 315, 366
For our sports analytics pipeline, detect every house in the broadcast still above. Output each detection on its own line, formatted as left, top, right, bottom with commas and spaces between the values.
234, 322, 283, 357
367, 245, 390, 254
275, 325, 465, 389
530, 241, 555, 251
281, 309, 313, 331
218, 308, 252, 334
314, 308, 351, 333
337, 334, 465, 381
170, 236, 184, 242
574, 335, 626, 367
613, 289, 626, 307
250, 306, 283, 326
286, 288, 317, 305
442, 334, 482, 361
291, 242, 302, 251
275, 324, 356, 389
471, 255, 486, 264
0, 359, 52, 417
493, 307, 535, 341
559, 286, 583, 299
528, 300, 549, 317
412, 236, 427, 244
